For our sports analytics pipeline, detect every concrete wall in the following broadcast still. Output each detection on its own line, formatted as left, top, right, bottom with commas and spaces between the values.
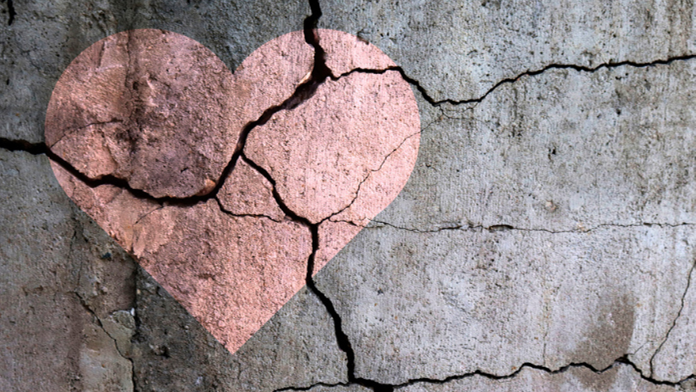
2, 0, 696, 390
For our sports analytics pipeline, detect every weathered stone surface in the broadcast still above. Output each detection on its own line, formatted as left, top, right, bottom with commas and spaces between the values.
0, 149, 133, 391
317, 224, 693, 384
314, 60, 696, 384
132, 270, 348, 392
652, 265, 696, 382
46, 29, 313, 198
0, 0, 309, 144
0, 150, 347, 392
320, 0, 696, 102
378, 62, 696, 232
398, 364, 686, 392
247, 31, 421, 273
6, 0, 696, 390
56, 157, 314, 355
218, 159, 285, 221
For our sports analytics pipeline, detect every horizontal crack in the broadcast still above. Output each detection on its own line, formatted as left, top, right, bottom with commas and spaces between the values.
427, 54, 696, 107
367, 220, 696, 234
338, 54, 696, 108
212, 196, 282, 223
390, 355, 694, 389
274, 356, 695, 391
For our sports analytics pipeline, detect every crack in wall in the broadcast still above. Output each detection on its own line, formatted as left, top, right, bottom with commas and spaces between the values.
366, 220, 696, 234
388, 355, 695, 390
3, 5, 696, 392
275, 381, 350, 392
4, 0, 15, 26
71, 290, 136, 387
398, 54, 696, 108
323, 130, 421, 225
649, 258, 696, 378
275, 355, 695, 391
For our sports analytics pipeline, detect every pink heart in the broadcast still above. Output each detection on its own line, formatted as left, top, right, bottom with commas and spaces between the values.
45, 28, 420, 354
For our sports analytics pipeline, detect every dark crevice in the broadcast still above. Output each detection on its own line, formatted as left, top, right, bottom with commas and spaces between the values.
10, 0, 335, 210
212, 196, 282, 223
5, 0, 15, 26
244, 2, 392, 390
0, 138, 50, 155
275, 382, 350, 392
274, 357, 695, 391
243, 153, 392, 392
333, 55, 696, 108
649, 259, 696, 377
396, 54, 696, 107
388, 355, 694, 389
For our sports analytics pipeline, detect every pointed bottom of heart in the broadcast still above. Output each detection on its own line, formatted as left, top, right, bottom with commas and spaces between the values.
132, 266, 347, 389
50, 161, 362, 355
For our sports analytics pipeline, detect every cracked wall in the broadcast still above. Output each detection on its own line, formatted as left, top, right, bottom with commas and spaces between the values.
3, 0, 696, 391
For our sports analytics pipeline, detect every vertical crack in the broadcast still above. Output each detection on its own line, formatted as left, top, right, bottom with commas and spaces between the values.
649, 258, 696, 377
5, 0, 15, 26
267, 2, 393, 391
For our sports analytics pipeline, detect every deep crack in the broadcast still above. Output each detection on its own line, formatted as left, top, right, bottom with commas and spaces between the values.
5, 0, 15, 26
21, 0, 335, 208
387, 355, 694, 389
274, 356, 695, 391
397, 54, 696, 107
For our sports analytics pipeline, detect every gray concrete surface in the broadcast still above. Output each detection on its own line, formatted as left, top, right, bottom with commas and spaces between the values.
3, 0, 696, 391
0, 0, 309, 143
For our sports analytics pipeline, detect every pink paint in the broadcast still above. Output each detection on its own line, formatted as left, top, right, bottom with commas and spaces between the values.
47, 28, 419, 354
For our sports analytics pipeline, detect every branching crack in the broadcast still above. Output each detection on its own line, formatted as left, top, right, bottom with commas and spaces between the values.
649, 258, 696, 377
72, 291, 136, 383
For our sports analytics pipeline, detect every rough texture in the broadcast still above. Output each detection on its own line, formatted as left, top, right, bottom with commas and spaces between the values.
398, 364, 686, 392
0, 150, 348, 391
45, 29, 313, 198
0, 0, 310, 143
54, 159, 313, 355
6, 0, 696, 390
46, 30, 239, 198
132, 271, 348, 392
0, 150, 134, 391
320, 0, 696, 103
314, 60, 696, 385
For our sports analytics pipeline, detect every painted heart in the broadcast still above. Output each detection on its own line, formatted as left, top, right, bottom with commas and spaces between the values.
45, 28, 420, 354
